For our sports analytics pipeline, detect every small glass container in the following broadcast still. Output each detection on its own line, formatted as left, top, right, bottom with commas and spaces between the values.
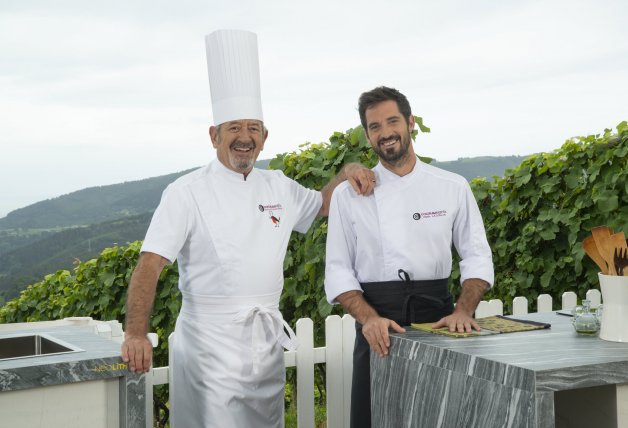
572, 300, 600, 335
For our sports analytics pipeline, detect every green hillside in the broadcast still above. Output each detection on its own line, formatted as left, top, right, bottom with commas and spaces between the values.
0, 170, 195, 231
0, 213, 152, 302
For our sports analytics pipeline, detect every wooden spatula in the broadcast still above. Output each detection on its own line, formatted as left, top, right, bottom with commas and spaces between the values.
592, 226, 615, 275
582, 236, 608, 274
610, 232, 628, 249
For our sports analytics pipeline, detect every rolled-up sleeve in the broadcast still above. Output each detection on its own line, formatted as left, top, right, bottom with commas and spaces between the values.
452, 183, 494, 287
324, 186, 362, 304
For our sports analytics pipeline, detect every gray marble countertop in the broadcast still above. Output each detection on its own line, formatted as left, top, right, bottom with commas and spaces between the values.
0, 325, 125, 392
389, 312, 628, 392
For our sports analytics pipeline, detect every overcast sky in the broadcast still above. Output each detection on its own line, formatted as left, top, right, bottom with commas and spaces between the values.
1, 0, 627, 218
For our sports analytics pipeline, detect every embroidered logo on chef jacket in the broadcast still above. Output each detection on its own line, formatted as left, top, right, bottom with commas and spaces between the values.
259, 203, 283, 227
414, 210, 447, 220
258, 203, 283, 212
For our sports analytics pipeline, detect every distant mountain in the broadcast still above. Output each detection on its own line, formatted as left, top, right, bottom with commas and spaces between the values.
255, 159, 271, 169
432, 155, 527, 181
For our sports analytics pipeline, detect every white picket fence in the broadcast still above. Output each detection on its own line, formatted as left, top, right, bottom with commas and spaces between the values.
474, 289, 601, 318
145, 290, 601, 428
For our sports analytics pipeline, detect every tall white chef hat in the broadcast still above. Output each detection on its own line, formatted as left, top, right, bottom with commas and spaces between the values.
205, 29, 263, 125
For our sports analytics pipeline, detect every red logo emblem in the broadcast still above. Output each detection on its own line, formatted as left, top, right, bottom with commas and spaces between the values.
269, 212, 280, 227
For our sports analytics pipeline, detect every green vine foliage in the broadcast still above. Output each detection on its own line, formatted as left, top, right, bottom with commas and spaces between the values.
469, 121, 627, 312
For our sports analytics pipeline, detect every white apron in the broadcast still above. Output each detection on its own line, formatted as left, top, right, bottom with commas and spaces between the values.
170, 291, 297, 428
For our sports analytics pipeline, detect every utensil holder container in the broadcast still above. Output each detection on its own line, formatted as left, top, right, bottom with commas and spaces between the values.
599, 273, 628, 342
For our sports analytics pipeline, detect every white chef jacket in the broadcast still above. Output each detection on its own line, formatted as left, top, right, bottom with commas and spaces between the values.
142, 160, 321, 297
141, 159, 321, 428
325, 161, 493, 304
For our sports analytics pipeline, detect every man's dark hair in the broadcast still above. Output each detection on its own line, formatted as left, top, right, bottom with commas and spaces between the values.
358, 86, 412, 131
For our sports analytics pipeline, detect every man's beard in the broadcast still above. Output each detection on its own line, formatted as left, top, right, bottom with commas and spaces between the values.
228, 141, 257, 172
372, 131, 412, 166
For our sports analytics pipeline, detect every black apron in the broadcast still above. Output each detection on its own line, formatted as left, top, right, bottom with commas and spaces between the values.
351, 270, 453, 428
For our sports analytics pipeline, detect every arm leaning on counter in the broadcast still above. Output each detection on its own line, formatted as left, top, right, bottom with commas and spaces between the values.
121, 252, 168, 373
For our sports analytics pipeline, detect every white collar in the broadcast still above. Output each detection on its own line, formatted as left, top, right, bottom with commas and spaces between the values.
374, 159, 421, 185
210, 159, 258, 182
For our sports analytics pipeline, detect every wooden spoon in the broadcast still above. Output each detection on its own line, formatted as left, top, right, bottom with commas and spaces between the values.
582, 236, 608, 274
592, 226, 615, 275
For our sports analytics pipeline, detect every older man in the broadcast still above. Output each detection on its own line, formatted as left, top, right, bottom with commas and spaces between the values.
121, 30, 374, 428
325, 86, 494, 428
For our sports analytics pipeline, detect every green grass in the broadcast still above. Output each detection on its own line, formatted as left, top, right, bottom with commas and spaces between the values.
284, 377, 327, 428
285, 404, 327, 428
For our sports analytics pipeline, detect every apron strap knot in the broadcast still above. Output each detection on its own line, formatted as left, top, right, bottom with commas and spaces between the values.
233, 306, 299, 374
398, 269, 411, 282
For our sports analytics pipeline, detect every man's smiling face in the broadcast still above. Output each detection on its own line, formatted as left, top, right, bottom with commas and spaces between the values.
364, 100, 415, 167
210, 119, 267, 175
